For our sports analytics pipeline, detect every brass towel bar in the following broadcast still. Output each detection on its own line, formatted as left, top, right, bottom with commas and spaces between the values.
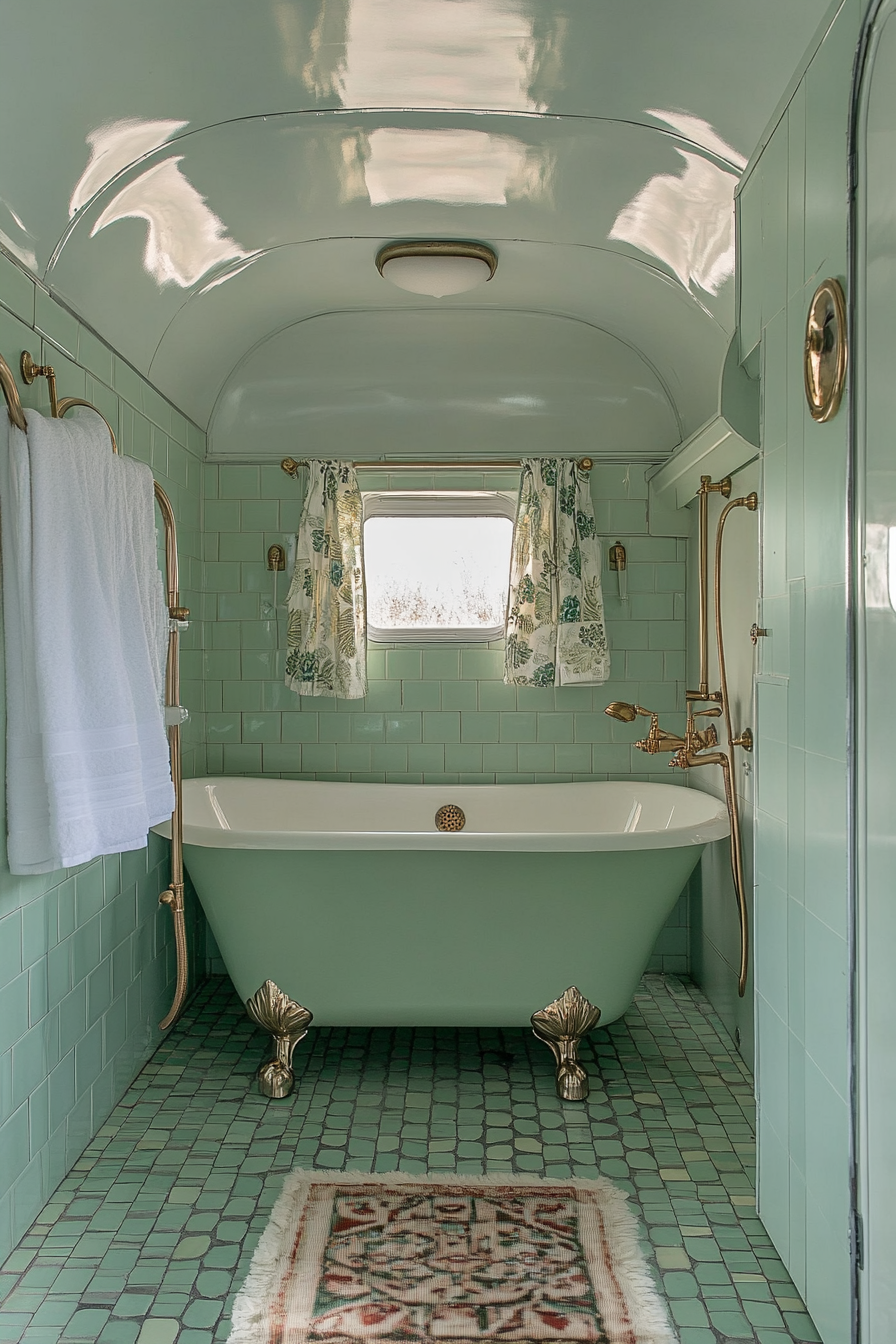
2, 348, 190, 1030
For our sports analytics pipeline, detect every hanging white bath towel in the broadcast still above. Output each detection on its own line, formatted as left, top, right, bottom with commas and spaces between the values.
0, 409, 174, 874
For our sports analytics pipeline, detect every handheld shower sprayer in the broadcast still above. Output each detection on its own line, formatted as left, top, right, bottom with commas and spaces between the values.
604, 701, 651, 723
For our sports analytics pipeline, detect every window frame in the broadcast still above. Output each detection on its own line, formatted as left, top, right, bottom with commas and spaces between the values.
362, 491, 517, 644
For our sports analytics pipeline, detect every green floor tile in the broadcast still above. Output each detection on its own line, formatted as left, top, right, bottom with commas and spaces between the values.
0, 974, 823, 1344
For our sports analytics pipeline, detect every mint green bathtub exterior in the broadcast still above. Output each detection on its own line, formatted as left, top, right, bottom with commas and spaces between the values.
164, 778, 729, 1028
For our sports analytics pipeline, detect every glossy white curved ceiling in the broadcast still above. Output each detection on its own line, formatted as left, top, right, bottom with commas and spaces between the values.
0, 0, 831, 456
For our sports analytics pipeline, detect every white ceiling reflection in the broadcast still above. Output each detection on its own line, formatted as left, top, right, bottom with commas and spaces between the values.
645, 109, 748, 171
69, 118, 188, 217
609, 111, 746, 297
90, 158, 252, 288
312, 0, 545, 110
346, 127, 552, 206
0, 197, 37, 271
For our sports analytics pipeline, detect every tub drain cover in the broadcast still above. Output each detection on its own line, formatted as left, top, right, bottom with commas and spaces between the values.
435, 804, 466, 832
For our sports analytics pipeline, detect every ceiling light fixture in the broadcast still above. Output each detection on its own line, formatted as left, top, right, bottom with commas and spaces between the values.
376, 240, 497, 297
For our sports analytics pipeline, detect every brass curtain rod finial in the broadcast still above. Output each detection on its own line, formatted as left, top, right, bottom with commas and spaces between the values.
281, 457, 301, 478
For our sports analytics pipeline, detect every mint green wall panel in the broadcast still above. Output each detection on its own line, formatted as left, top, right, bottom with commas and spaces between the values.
856, 4, 896, 1333
0, 257, 207, 1263
740, 1, 861, 1337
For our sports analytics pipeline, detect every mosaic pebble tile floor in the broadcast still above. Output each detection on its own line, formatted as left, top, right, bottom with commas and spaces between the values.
0, 974, 821, 1344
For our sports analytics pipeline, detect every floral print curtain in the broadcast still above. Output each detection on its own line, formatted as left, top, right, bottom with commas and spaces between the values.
285, 461, 367, 699
504, 458, 610, 686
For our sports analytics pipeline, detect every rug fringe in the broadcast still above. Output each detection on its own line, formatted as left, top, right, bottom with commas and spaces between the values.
230, 1169, 678, 1344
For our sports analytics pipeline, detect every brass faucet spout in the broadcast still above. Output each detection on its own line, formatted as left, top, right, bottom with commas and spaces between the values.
670, 748, 727, 771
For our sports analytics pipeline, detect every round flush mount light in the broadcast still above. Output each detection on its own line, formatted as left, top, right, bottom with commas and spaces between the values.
376, 241, 497, 297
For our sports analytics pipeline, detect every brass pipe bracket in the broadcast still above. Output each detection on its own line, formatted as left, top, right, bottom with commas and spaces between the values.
246, 980, 313, 1098
531, 986, 601, 1101
20, 351, 58, 416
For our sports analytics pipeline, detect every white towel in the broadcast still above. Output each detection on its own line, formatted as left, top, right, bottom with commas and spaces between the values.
0, 409, 174, 874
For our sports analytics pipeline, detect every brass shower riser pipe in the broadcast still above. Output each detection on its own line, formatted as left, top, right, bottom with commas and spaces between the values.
714, 491, 759, 998
688, 474, 730, 704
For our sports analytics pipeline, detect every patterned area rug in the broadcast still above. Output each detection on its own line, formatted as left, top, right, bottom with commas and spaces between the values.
229, 1172, 676, 1344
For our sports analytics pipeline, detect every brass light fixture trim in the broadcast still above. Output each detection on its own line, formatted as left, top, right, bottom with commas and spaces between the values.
376, 240, 498, 281
246, 980, 313, 1098
267, 543, 286, 571
435, 804, 466, 831
531, 986, 601, 1101
805, 278, 847, 422
608, 541, 627, 571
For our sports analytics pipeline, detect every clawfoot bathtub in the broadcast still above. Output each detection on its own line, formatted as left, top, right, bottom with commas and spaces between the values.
155, 777, 727, 1096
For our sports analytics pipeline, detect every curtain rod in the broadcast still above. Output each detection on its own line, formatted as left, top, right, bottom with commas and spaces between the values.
281, 456, 663, 477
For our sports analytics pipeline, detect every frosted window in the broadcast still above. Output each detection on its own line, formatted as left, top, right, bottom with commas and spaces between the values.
363, 496, 514, 642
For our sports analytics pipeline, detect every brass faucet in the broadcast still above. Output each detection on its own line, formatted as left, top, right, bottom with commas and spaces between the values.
669, 705, 723, 767
604, 700, 718, 755
636, 715, 687, 755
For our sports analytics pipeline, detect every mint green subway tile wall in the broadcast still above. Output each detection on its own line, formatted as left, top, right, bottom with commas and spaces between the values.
0, 249, 207, 1263
201, 459, 691, 974
736, 3, 859, 1339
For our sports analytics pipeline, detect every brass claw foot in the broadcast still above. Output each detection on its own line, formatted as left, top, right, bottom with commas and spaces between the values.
245, 980, 313, 1098
531, 986, 601, 1101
